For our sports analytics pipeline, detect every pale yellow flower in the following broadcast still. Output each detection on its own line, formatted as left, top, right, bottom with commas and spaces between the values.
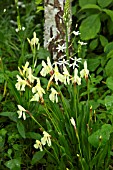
72, 68, 81, 85
63, 65, 70, 85
40, 57, 53, 77
70, 117, 76, 127
15, 75, 27, 91
49, 87, 58, 103
31, 78, 45, 101
41, 131, 51, 147
30, 92, 39, 102
47, 63, 64, 89
17, 105, 26, 120
34, 140, 43, 151
26, 67, 36, 83
27, 32, 39, 47
80, 61, 89, 79
54, 63, 65, 85
22, 61, 29, 76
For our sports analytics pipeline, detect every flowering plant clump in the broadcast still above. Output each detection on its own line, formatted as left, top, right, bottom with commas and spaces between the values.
14, 32, 112, 170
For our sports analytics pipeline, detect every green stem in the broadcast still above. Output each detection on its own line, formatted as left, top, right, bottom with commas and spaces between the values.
65, 24, 69, 60
26, 110, 44, 130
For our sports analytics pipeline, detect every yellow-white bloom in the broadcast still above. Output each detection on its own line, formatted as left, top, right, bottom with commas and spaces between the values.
27, 32, 39, 48
15, 75, 27, 91
26, 67, 36, 83
22, 61, 29, 76
17, 105, 26, 120
63, 65, 70, 85
31, 78, 45, 101
80, 61, 89, 79
54, 63, 65, 85
49, 87, 58, 103
72, 68, 81, 85
70, 117, 76, 127
47, 63, 65, 89
34, 140, 43, 151
31, 32, 39, 46
40, 57, 53, 77
30, 92, 39, 102
41, 131, 51, 147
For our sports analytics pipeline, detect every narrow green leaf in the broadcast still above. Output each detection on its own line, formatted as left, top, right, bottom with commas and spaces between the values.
17, 121, 26, 138
8, 80, 21, 104
32, 151, 45, 165
35, 0, 42, 5
80, 14, 101, 40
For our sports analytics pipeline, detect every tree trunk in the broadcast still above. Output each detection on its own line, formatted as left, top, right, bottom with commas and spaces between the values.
44, 0, 72, 60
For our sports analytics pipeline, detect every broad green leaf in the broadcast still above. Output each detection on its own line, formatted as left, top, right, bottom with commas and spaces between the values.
98, 0, 112, 8
107, 19, 113, 35
80, 4, 101, 11
99, 35, 108, 47
105, 58, 113, 77
103, 9, 113, 22
17, 121, 26, 138
107, 50, 113, 60
105, 95, 113, 111
0, 112, 16, 117
79, 0, 96, 7
88, 124, 112, 148
80, 14, 101, 40
5, 158, 21, 170
89, 38, 98, 50
106, 77, 113, 91
88, 58, 100, 71
0, 112, 17, 122
0, 128, 7, 136
31, 151, 45, 165
104, 42, 113, 54
26, 132, 41, 139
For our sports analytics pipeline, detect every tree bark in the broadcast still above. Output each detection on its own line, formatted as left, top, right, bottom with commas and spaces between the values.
44, 0, 72, 60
